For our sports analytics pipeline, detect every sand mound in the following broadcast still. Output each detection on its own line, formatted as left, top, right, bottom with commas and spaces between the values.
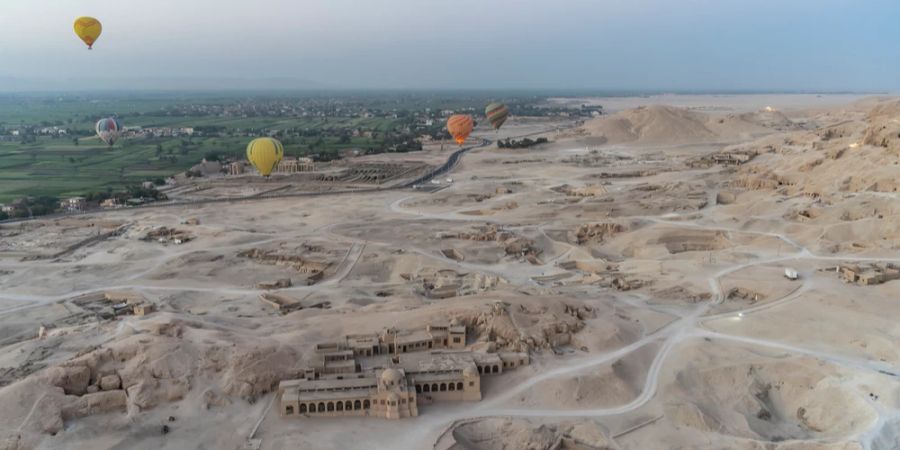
579, 104, 802, 145
666, 355, 877, 442
580, 105, 716, 145
510, 343, 657, 409
710, 109, 800, 136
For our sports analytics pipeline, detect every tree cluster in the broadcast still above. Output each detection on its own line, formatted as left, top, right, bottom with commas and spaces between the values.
497, 137, 548, 149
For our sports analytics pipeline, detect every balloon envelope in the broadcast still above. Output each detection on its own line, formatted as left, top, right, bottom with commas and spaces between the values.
95, 117, 123, 146
246, 137, 284, 177
74, 17, 102, 49
485, 103, 509, 130
447, 115, 474, 146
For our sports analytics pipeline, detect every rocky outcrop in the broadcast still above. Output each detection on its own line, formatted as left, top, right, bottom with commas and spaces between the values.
43, 365, 90, 396
574, 223, 625, 245
454, 301, 591, 352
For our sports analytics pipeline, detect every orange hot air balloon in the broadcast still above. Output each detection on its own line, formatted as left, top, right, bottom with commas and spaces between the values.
74, 17, 102, 49
447, 114, 474, 146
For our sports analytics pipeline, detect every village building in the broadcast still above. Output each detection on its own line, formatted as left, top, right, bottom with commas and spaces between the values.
274, 157, 315, 174
103, 291, 156, 317
278, 320, 529, 419
100, 198, 121, 209
60, 196, 86, 212
228, 161, 246, 175
190, 159, 223, 177
837, 263, 900, 286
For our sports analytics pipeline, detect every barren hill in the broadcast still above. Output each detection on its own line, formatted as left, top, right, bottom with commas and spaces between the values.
579, 104, 801, 145
580, 105, 716, 144
734, 99, 900, 198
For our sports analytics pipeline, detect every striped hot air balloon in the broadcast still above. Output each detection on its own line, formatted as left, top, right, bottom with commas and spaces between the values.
485, 102, 509, 130
95, 117, 123, 146
246, 137, 284, 177
447, 114, 474, 146
74, 17, 102, 49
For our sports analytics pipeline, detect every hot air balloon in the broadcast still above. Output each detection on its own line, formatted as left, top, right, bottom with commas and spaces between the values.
246, 137, 284, 177
74, 17, 102, 49
95, 117, 123, 146
447, 115, 474, 146
485, 102, 509, 130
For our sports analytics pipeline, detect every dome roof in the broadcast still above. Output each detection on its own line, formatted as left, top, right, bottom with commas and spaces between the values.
381, 368, 403, 384
463, 366, 478, 378
450, 318, 461, 327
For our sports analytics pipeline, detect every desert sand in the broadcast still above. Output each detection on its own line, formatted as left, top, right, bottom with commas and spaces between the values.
0, 95, 897, 450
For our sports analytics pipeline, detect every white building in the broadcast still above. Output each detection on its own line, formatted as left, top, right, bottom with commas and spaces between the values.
61, 197, 86, 212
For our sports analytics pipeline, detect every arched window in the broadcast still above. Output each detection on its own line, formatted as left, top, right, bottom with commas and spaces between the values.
345, 400, 353, 411
354, 400, 362, 410
318, 402, 326, 413
440, 383, 447, 392
423, 384, 430, 392
493, 365, 499, 373
336, 402, 343, 411
286, 406, 294, 415
327, 402, 335, 412
363, 400, 370, 409
448, 383, 455, 391
431, 383, 438, 392
416, 384, 422, 393
299, 404, 307, 414
457, 382, 463, 390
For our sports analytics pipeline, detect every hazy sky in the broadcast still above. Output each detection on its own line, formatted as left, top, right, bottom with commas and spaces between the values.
1, 0, 898, 91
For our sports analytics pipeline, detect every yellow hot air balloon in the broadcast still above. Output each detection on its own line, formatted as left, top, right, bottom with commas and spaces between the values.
74, 17, 102, 49
246, 137, 284, 177
447, 114, 474, 146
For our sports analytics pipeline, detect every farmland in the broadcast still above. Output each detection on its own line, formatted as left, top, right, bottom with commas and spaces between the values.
0, 92, 595, 204
0, 95, 412, 203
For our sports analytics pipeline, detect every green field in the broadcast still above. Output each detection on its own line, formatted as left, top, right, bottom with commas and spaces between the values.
0, 97, 406, 203
0, 131, 392, 203
0, 91, 552, 204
